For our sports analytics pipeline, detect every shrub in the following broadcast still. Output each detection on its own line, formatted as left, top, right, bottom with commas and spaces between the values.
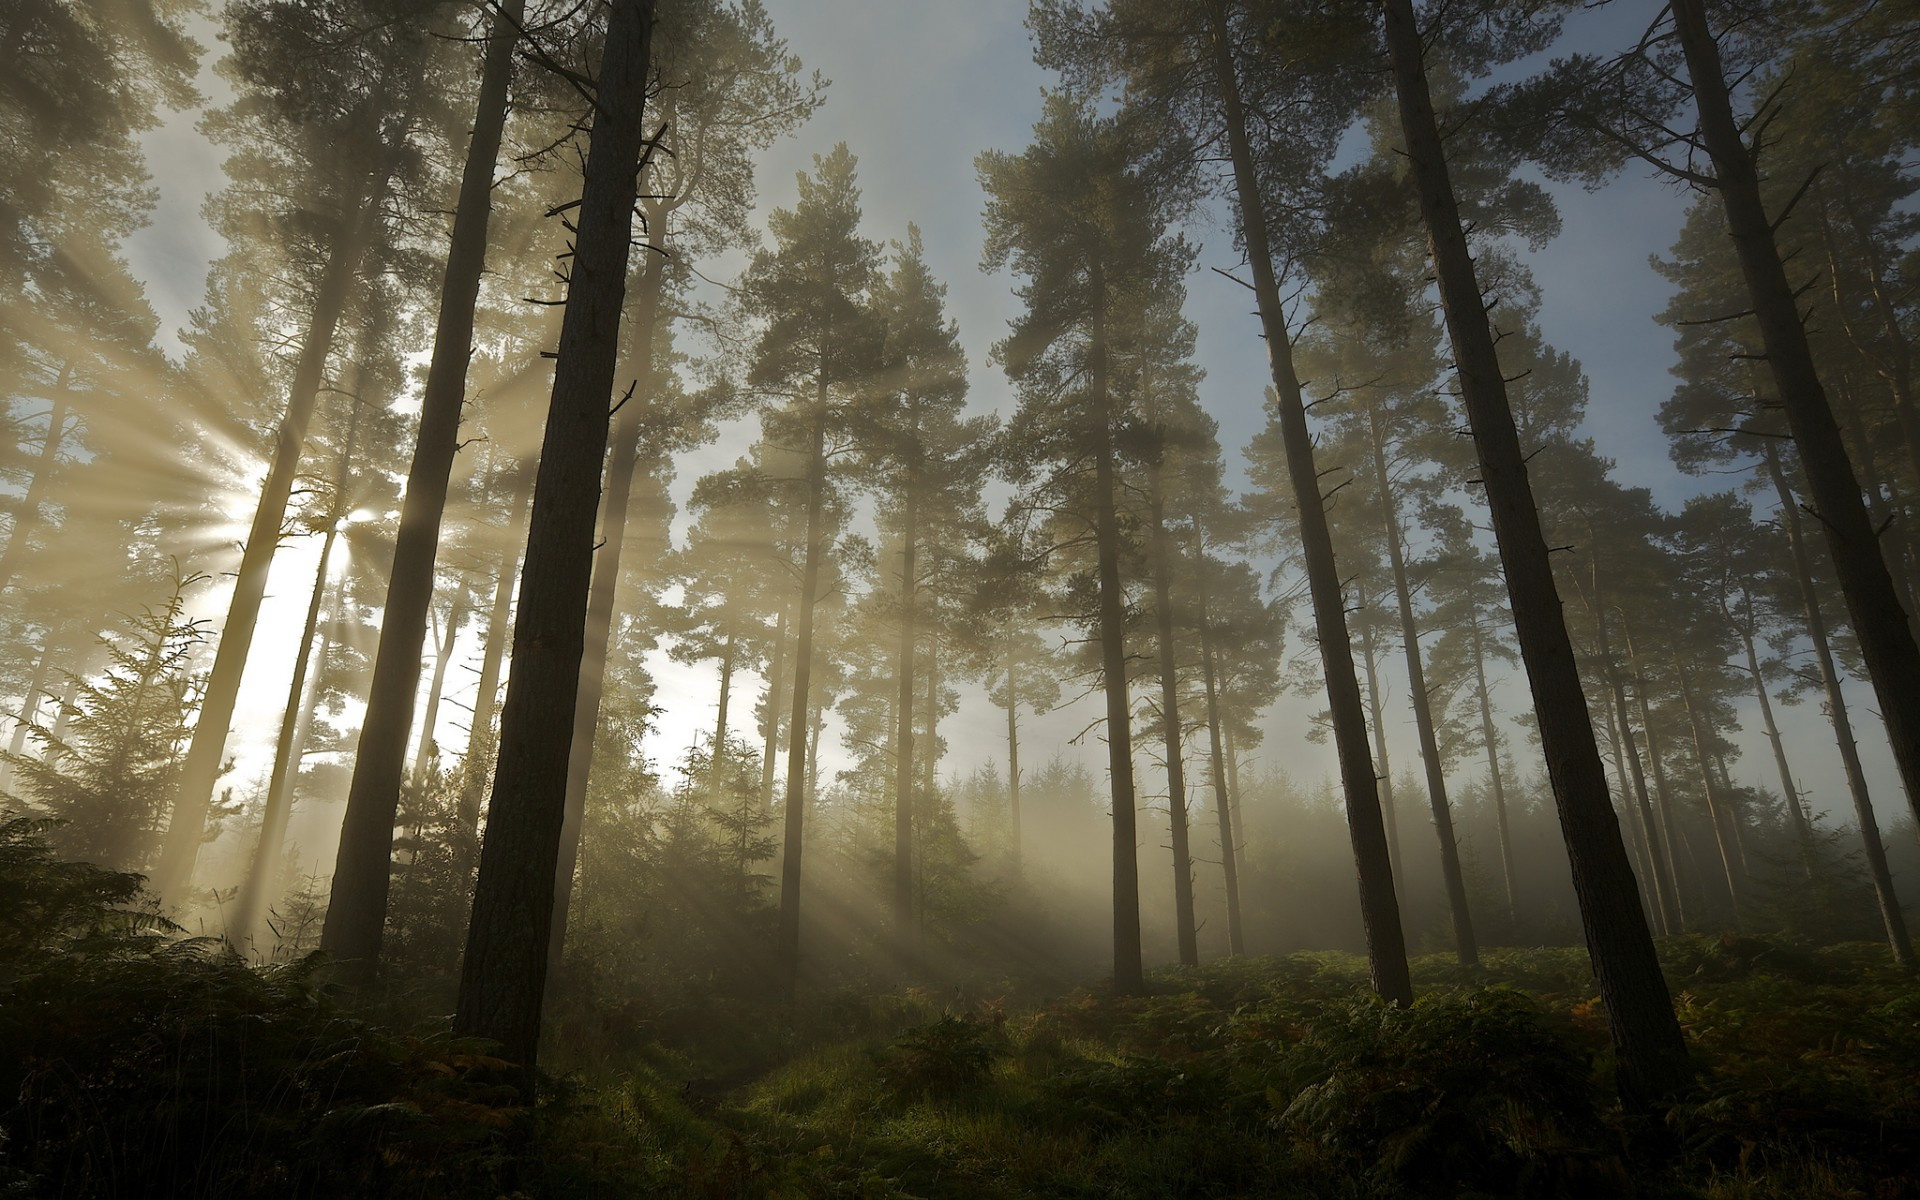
1275, 988, 1623, 1197
873, 1016, 1004, 1099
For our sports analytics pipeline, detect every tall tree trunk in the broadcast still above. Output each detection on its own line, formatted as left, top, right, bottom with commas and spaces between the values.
322, 3, 523, 977
229, 523, 338, 949
0, 369, 70, 596
1082, 257, 1145, 994
1148, 474, 1199, 967
1589, 570, 1682, 933
1204, 0, 1408, 1004
921, 626, 940, 804
1676, 666, 1745, 921
1093, 407, 1144, 992
707, 631, 737, 800
893, 430, 918, 931
1004, 651, 1022, 876
1765, 442, 1914, 965
1368, 408, 1476, 964
154, 154, 383, 904
1223, 716, 1245, 880
230, 357, 371, 949
1673, 0, 1920, 832
760, 604, 788, 812
3, 631, 58, 793
1356, 586, 1404, 881
1466, 602, 1519, 925
1381, 0, 1688, 1100
1632, 676, 1702, 918
451, 0, 656, 1082
1601, 686, 1666, 934
412, 579, 471, 781
1197, 566, 1245, 956
1731, 592, 1813, 862
458, 460, 535, 834
777, 404, 830, 999
547, 252, 668, 973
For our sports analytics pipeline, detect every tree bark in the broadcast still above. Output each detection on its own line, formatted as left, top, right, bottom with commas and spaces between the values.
1091, 328, 1144, 994
154, 154, 382, 905
1730, 587, 1813, 861
759, 604, 788, 812
893, 418, 918, 932
451, 0, 656, 1081
321, 0, 523, 978
1356, 584, 1404, 881
1148, 471, 1199, 967
1673, 0, 1920, 832
1676, 666, 1745, 921
1368, 406, 1476, 964
1196, 564, 1245, 956
708, 631, 736, 799
1588, 564, 1682, 933
0, 368, 71, 596
3, 631, 58, 793
458, 460, 534, 834
547, 252, 667, 973
229, 523, 337, 950
411, 579, 471, 781
777, 401, 830, 999
1466, 601, 1518, 925
1765, 441, 1913, 965
1204, 0, 1408, 1003
1382, 0, 1688, 1100
1004, 653, 1022, 876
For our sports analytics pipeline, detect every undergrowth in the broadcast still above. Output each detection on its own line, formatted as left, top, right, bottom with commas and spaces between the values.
3, 816, 1917, 1197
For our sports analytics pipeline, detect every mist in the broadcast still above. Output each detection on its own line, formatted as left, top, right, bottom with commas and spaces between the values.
3, 1, 1919, 1195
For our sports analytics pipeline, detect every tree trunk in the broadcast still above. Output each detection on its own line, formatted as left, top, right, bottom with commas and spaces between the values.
0, 371, 70, 596
321, 2, 523, 977
1356, 586, 1404, 881
1197, 563, 1245, 956
708, 631, 737, 799
458, 460, 535, 834
1382, 0, 1689, 1100
1765, 442, 1914, 965
1223, 716, 1245, 879
451, 0, 656, 1082
547, 251, 668, 974
1600, 686, 1666, 933
1673, 0, 1920, 832
777, 402, 830, 999
1588, 566, 1682, 933
1005, 653, 1022, 876
1369, 407, 1476, 964
921, 627, 940, 804
411, 579, 471, 781
893, 430, 918, 931
1204, 0, 1408, 1004
229, 523, 338, 950
3, 631, 58, 793
1732, 591, 1813, 862
1466, 602, 1519, 925
1676, 667, 1745, 921
1092, 392, 1144, 993
1148, 473, 1199, 967
154, 154, 382, 904
760, 604, 788, 812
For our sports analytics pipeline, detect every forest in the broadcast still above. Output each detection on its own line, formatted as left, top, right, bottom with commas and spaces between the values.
3, 0, 1920, 1195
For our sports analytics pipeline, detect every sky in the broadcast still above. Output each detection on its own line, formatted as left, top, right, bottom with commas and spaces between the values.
117, 0, 1910, 880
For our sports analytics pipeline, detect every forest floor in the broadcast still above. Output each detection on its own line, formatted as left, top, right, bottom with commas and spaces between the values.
545, 938, 1920, 1199
5, 833, 1918, 1200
